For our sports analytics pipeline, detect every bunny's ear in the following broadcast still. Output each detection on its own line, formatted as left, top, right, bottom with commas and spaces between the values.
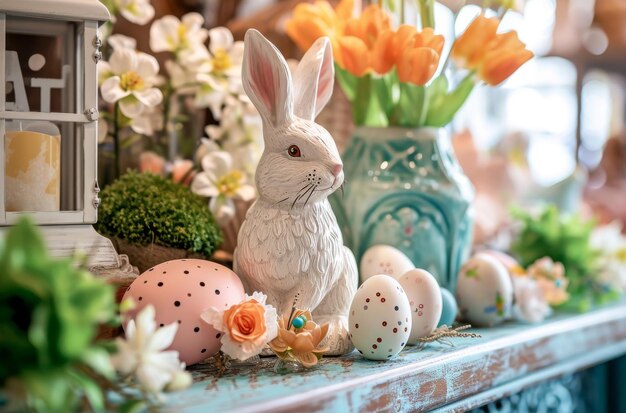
242, 29, 293, 127
292, 37, 334, 121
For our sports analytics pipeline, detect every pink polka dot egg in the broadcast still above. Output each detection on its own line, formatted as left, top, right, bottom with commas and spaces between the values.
122, 259, 245, 366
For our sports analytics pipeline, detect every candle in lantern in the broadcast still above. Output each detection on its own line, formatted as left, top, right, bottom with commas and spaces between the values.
5, 126, 61, 212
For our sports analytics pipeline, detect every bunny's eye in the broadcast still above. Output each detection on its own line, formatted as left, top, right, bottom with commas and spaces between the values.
288, 145, 301, 158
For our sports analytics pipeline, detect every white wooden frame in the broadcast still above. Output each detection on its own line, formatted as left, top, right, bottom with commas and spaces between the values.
0, 14, 100, 225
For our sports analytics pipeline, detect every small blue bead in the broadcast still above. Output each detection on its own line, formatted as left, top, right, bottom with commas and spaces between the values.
292, 316, 305, 329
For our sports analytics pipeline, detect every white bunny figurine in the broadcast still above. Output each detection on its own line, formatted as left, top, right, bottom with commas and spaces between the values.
234, 29, 358, 355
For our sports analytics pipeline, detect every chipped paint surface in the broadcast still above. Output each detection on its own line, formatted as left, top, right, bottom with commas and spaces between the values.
164, 303, 626, 412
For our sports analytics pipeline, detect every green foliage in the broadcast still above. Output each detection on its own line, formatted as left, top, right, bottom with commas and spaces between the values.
96, 171, 223, 257
0, 218, 118, 412
511, 205, 621, 312
336, 62, 478, 128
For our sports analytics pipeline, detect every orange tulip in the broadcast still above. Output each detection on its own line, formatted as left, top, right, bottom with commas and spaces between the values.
336, 36, 370, 76
478, 32, 533, 85
452, 15, 533, 85
412, 27, 445, 56
343, 4, 392, 48
393, 27, 443, 85
285, 0, 355, 52
370, 29, 396, 74
451, 15, 500, 68
397, 47, 440, 86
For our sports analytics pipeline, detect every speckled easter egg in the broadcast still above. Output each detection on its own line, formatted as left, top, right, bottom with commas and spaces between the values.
123, 259, 245, 365
456, 253, 513, 327
481, 249, 524, 277
360, 245, 415, 282
349, 274, 412, 360
438, 288, 458, 327
397, 269, 442, 343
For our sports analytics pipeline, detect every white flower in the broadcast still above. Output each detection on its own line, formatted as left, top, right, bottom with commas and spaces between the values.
200, 292, 278, 361
100, 48, 163, 119
112, 305, 191, 394
150, 13, 210, 62
207, 27, 244, 78
203, 100, 263, 178
512, 276, 551, 323
193, 74, 230, 115
191, 150, 256, 224
129, 105, 163, 136
108, 34, 137, 50
114, 0, 155, 25
590, 221, 626, 293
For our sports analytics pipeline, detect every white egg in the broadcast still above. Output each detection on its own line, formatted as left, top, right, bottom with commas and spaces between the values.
456, 253, 514, 327
397, 269, 442, 343
349, 274, 412, 360
360, 245, 415, 282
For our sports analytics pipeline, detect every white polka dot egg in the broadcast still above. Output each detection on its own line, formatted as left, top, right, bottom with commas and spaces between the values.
349, 274, 412, 360
122, 259, 245, 366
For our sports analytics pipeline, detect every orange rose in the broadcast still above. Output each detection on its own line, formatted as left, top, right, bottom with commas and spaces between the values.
223, 299, 267, 343
171, 159, 195, 185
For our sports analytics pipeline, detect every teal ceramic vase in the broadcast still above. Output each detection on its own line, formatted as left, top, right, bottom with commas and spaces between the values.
331, 127, 474, 292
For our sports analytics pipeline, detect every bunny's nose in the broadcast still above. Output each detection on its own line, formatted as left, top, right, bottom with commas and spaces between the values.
332, 164, 343, 177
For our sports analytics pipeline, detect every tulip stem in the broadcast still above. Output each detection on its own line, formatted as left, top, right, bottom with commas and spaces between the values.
419, 0, 435, 29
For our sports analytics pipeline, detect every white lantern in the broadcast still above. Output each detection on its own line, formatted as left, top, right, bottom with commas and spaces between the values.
0, 0, 129, 273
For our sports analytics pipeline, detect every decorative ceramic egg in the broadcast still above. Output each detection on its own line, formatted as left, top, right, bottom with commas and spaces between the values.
438, 288, 458, 327
397, 269, 442, 343
481, 249, 525, 277
122, 259, 245, 365
348, 274, 412, 360
456, 253, 514, 327
360, 245, 415, 282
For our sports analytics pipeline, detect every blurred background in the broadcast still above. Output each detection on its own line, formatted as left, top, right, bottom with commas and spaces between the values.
110, 0, 626, 227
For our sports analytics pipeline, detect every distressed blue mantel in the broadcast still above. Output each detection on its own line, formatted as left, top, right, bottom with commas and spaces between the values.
164, 301, 626, 412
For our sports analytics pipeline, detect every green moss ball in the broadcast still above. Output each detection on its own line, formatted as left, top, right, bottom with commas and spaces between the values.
96, 171, 222, 257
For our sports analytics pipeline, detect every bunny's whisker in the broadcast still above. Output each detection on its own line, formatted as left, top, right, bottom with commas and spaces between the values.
303, 185, 317, 207
291, 184, 313, 209
274, 197, 290, 206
